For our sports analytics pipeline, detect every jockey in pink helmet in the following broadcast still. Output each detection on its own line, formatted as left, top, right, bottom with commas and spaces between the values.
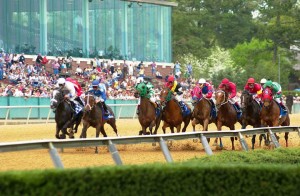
218, 78, 241, 113
165, 75, 187, 112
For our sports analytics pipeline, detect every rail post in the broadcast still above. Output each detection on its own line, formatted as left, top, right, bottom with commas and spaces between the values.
48, 142, 64, 168
108, 140, 123, 165
238, 132, 249, 151
268, 128, 280, 148
159, 137, 173, 162
200, 134, 213, 155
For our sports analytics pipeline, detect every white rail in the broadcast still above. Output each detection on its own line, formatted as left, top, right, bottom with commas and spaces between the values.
0, 104, 139, 125
0, 126, 299, 168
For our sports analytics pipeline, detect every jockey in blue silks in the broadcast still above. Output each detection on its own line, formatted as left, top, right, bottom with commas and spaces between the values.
88, 79, 109, 116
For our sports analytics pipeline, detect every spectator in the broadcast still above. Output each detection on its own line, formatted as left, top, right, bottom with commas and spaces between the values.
286, 93, 294, 114
35, 53, 43, 66
75, 65, 83, 76
19, 53, 26, 64
155, 70, 163, 79
186, 62, 192, 77
151, 61, 156, 76
174, 61, 181, 76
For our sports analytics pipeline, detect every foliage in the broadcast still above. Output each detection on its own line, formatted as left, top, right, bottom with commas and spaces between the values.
230, 38, 294, 89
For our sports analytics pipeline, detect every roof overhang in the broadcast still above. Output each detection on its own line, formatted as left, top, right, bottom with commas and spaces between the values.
121, 0, 178, 7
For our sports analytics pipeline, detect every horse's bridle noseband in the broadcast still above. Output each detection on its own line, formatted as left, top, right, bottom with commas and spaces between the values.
215, 90, 228, 107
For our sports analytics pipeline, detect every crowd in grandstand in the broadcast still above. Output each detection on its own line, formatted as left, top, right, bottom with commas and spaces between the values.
0, 51, 299, 105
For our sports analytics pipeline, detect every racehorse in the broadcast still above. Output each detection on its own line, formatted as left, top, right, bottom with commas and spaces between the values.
159, 88, 192, 133
50, 89, 82, 139
214, 89, 240, 150
191, 97, 216, 142
80, 94, 118, 152
240, 90, 266, 149
261, 87, 290, 147
134, 84, 162, 135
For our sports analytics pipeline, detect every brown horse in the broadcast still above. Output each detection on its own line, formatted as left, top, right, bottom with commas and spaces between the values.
191, 97, 216, 141
80, 94, 118, 152
261, 87, 290, 146
214, 89, 240, 150
240, 90, 266, 149
134, 85, 162, 135
159, 88, 192, 133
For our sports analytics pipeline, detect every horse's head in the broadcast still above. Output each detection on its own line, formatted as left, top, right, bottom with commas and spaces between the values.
134, 82, 147, 98
84, 93, 96, 112
50, 89, 64, 110
159, 88, 172, 107
262, 87, 273, 108
215, 89, 228, 109
240, 90, 253, 109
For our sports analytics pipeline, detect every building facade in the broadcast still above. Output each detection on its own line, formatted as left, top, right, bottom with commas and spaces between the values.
0, 0, 176, 62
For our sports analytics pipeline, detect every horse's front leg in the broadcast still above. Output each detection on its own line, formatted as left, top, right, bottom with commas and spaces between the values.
214, 121, 222, 147
176, 124, 181, 133
55, 125, 60, 139
80, 123, 89, 138
251, 135, 256, 150
162, 122, 169, 134
192, 118, 199, 132
230, 126, 235, 150
284, 132, 289, 147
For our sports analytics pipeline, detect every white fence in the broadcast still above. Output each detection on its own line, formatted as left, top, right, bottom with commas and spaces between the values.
0, 104, 138, 125
0, 126, 299, 168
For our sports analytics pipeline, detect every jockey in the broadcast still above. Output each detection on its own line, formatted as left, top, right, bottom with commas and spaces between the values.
263, 80, 287, 111
260, 78, 267, 88
135, 77, 158, 115
191, 78, 215, 107
244, 77, 263, 105
165, 75, 186, 110
88, 79, 109, 116
57, 77, 83, 113
218, 78, 241, 113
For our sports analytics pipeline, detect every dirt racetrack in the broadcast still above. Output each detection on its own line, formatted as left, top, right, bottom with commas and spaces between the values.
0, 114, 299, 171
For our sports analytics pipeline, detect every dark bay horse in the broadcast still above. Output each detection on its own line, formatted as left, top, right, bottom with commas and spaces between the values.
80, 94, 118, 139
261, 87, 290, 147
240, 90, 266, 149
214, 89, 240, 150
159, 88, 192, 133
192, 97, 216, 142
50, 89, 82, 139
134, 84, 162, 135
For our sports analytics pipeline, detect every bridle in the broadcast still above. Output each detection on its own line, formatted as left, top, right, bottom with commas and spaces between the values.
215, 90, 228, 108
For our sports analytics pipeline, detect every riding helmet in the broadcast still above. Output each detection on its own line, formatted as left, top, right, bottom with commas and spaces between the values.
57, 78, 66, 85
260, 78, 267, 84
198, 78, 206, 84
92, 80, 100, 86
168, 75, 175, 82
247, 78, 255, 84
221, 78, 230, 84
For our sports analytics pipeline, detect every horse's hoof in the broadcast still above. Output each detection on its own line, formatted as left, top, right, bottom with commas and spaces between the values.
69, 135, 75, 139
138, 131, 143, 135
55, 134, 60, 139
60, 134, 66, 139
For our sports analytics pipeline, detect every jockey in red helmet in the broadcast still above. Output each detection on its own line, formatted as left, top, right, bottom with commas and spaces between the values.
165, 75, 187, 110
218, 78, 241, 113
244, 77, 263, 104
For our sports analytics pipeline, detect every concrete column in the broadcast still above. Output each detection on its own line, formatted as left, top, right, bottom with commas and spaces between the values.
123, 4, 128, 58
82, 0, 90, 57
39, 0, 47, 55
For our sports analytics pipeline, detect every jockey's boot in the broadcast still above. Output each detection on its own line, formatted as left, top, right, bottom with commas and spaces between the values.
136, 105, 140, 115
235, 102, 242, 113
209, 99, 215, 108
280, 102, 287, 112
70, 101, 76, 112
179, 101, 186, 112
102, 102, 110, 116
